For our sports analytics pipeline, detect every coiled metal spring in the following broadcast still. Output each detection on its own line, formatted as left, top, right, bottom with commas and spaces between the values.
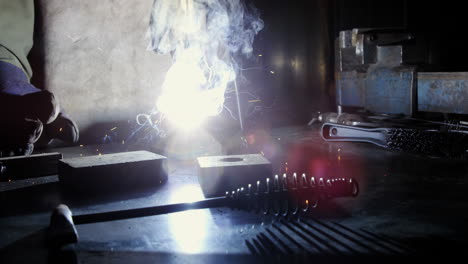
226, 173, 359, 216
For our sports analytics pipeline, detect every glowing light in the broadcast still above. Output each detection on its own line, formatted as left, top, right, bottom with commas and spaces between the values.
168, 184, 210, 253
111, 127, 117, 131
169, 184, 204, 203
156, 48, 235, 131
168, 210, 210, 254
270, 70, 275, 74
80, 145, 84, 147
148, 0, 263, 132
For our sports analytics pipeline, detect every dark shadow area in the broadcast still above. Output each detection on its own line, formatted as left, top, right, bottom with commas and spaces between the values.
246, 218, 467, 259
0, 179, 167, 218
0, 229, 49, 264
0, 181, 61, 217
249, 0, 335, 125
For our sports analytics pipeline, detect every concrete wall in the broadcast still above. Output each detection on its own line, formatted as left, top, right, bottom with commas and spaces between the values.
36, 0, 171, 142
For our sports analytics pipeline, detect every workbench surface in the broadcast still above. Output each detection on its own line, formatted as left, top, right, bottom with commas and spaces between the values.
1, 126, 467, 263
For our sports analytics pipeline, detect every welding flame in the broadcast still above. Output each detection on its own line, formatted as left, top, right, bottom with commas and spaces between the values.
148, 0, 263, 130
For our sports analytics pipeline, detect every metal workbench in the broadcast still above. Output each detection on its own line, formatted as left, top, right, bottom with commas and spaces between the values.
1, 126, 467, 263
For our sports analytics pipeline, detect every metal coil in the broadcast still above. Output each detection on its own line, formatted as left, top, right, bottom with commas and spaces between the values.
226, 173, 359, 216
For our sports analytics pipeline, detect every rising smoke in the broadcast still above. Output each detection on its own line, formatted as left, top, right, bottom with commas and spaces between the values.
147, 0, 264, 129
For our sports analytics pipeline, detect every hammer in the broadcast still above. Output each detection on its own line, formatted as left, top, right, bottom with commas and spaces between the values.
46, 197, 226, 248
46, 176, 358, 248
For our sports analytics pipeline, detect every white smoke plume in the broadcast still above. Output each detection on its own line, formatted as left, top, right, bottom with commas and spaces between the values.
147, 0, 264, 130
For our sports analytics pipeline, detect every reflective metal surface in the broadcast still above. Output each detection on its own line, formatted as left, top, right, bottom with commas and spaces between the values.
1, 126, 468, 263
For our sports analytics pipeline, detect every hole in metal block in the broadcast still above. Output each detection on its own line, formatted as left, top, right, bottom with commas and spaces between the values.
220, 157, 244, 162
331, 127, 338, 135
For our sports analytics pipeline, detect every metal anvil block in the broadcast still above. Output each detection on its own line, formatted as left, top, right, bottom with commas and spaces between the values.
197, 154, 272, 198
58, 151, 167, 194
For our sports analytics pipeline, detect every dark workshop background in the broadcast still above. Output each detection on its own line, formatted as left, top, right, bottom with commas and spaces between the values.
28, 0, 468, 143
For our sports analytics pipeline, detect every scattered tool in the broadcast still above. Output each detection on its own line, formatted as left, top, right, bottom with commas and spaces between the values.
47, 173, 359, 248
321, 123, 468, 158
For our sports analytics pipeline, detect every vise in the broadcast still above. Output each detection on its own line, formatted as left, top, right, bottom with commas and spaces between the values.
336, 28, 468, 116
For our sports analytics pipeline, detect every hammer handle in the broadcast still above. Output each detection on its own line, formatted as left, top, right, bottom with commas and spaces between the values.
73, 197, 227, 225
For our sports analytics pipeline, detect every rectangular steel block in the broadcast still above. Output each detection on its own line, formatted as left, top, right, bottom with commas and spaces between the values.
418, 72, 468, 114
0, 152, 62, 181
58, 151, 167, 194
197, 154, 272, 198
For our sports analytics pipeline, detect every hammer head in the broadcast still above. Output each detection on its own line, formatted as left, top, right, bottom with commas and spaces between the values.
46, 204, 78, 248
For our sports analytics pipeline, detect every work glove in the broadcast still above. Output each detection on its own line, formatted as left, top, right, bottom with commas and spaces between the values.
36, 112, 79, 147
0, 117, 43, 157
1, 61, 78, 155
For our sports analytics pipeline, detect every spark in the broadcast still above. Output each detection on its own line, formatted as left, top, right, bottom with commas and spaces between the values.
270, 70, 275, 74
80, 145, 84, 147
59, 128, 63, 132
248, 99, 261, 103
258, 54, 263, 57
223, 104, 238, 121
111, 127, 117, 131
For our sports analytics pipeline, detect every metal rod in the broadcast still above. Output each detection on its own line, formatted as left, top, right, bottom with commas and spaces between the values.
73, 197, 227, 225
